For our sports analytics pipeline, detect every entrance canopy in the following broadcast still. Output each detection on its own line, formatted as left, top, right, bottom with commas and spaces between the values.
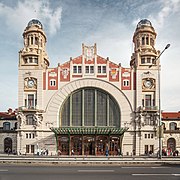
50, 127, 127, 136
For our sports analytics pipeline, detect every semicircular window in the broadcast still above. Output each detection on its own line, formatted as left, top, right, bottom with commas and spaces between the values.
60, 88, 120, 127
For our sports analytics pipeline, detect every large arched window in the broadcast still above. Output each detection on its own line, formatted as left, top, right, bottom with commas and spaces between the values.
60, 88, 120, 127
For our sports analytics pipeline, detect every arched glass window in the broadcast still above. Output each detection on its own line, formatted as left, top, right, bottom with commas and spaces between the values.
3, 122, 10, 130
60, 88, 120, 127
26, 114, 36, 125
169, 122, 177, 130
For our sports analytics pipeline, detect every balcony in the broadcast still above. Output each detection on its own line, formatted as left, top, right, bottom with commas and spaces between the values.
163, 127, 180, 134
142, 106, 158, 112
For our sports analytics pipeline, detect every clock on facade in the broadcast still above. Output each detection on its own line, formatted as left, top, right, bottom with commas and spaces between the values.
144, 79, 153, 88
27, 79, 34, 88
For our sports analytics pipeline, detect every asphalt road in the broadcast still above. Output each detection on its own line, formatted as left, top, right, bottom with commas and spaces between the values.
0, 165, 180, 180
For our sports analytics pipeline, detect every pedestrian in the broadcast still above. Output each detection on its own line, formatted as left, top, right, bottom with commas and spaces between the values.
71, 149, 74, 155
46, 149, 49, 156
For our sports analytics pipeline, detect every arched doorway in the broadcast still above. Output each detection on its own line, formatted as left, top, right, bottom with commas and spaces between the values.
167, 138, 176, 152
4, 137, 12, 153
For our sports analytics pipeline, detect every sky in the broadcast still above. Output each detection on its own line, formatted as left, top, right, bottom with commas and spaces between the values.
0, 0, 179, 112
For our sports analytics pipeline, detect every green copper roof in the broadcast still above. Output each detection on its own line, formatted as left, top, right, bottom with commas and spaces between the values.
50, 127, 127, 135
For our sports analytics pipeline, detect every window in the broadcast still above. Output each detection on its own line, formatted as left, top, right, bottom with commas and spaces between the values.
50, 79, 56, 86
146, 37, 149, 45
97, 66, 106, 74
31, 145, 35, 153
90, 66, 94, 73
123, 80, 129, 87
152, 58, 156, 64
26, 114, 36, 125
102, 66, 106, 73
150, 145, 154, 153
145, 134, 147, 138
85, 66, 94, 74
24, 58, 28, 64
169, 122, 177, 130
35, 37, 38, 45
142, 37, 145, 45
28, 94, 35, 108
85, 66, 89, 73
148, 134, 150, 138
33, 133, 35, 138
29, 134, 31, 139
34, 58, 38, 64
145, 95, 151, 107
26, 145, 30, 153
78, 66, 82, 73
31, 36, 33, 45
29, 57, 33, 63
141, 58, 145, 64
73, 66, 77, 73
61, 88, 120, 127
26, 133, 28, 138
151, 134, 154, 138
147, 58, 151, 63
3, 122, 10, 130
98, 66, 101, 73
73, 66, 82, 73
150, 38, 154, 46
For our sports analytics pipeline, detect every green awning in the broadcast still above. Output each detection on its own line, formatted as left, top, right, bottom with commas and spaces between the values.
50, 127, 128, 136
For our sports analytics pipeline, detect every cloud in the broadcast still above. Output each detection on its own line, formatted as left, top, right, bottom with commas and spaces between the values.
0, 0, 62, 36
148, 0, 180, 28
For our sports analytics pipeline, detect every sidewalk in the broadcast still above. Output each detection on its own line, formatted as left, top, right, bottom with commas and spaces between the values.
0, 154, 180, 166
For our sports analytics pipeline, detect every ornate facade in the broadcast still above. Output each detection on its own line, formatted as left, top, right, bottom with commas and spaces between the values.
17, 19, 162, 156
0, 109, 17, 154
162, 112, 180, 155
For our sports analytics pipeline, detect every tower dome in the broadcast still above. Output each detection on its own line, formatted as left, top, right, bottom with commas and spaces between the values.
27, 19, 43, 29
137, 19, 152, 28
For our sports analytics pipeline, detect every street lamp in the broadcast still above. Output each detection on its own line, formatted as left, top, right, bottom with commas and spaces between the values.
149, 44, 170, 159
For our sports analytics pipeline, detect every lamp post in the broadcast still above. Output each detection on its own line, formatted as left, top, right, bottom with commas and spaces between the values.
150, 44, 170, 159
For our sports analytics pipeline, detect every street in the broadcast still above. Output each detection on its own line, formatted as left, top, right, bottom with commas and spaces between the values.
0, 165, 180, 180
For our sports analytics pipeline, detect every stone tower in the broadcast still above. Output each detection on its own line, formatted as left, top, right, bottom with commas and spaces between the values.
131, 19, 160, 155
17, 19, 50, 154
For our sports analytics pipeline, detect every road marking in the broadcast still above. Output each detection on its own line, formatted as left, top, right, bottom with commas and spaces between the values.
122, 167, 169, 169
0, 169, 8, 172
78, 170, 114, 173
132, 174, 180, 176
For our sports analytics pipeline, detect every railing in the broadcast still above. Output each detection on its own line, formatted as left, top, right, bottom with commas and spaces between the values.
163, 129, 180, 133
142, 106, 158, 111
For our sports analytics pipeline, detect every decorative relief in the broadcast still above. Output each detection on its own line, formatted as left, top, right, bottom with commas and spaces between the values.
16, 112, 26, 129
24, 77, 37, 90
33, 113, 43, 127
142, 78, 155, 90
110, 68, 118, 79
62, 68, 69, 79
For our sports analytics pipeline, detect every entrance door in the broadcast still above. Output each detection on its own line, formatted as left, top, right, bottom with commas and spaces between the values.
58, 136, 69, 155
167, 138, 176, 152
4, 137, 12, 153
71, 136, 82, 155
109, 137, 119, 155
84, 136, 95, 155
96, 136, 108, 155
